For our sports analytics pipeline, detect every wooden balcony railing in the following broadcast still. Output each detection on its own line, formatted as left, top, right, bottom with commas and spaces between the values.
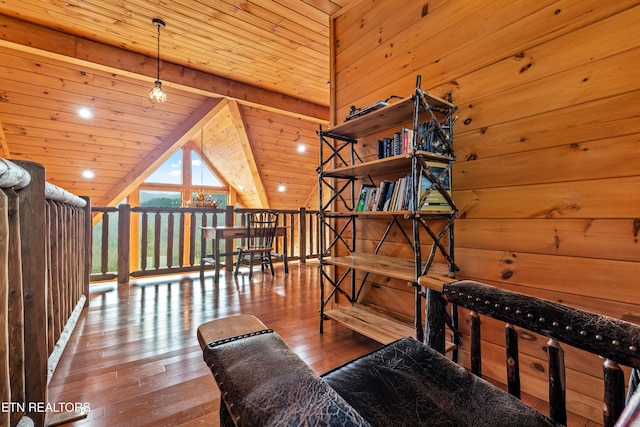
90, 205, 321, 283
1, 159, 90, 426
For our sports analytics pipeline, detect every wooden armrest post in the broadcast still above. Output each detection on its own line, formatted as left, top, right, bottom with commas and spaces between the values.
547, 338, 567, 425
505, 323, 521, 399
470, 311, 481, 377
603, 359, 625, 427
425, 289, 447, 353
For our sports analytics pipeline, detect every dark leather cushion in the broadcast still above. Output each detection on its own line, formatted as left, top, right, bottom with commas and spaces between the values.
203, 330, 371, 426
322, 337, 559, 427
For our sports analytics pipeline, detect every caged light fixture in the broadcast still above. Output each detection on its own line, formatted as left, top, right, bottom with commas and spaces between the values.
149, 18, 167, 102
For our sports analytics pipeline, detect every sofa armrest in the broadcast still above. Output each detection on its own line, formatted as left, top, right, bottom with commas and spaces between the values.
202, 324, 370, 426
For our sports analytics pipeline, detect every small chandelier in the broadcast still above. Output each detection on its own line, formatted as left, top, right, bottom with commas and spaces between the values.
149, 18, 167, 103
183, 129, 221, 208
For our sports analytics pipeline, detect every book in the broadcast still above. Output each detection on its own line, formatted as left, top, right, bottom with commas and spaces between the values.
356, 184, 376, 211
419, 161, 453, 212
382, 181, 396, 211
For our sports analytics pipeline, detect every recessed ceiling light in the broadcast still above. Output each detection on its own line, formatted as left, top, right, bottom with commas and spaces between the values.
81, 169, 95, 179
297, 144, 306, 153
77, 107, 93, 120
278, 185, 285, 192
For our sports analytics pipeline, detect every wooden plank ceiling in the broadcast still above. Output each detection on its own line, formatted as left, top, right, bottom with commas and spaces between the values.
0, 0, 350, 208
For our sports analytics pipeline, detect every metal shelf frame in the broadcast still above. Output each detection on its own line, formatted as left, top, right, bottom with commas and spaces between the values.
317, 75, 458, 344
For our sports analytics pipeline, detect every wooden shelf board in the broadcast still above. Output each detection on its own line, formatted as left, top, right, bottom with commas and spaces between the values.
325, 304, 457, 353
325, 304, 415, 344
324, 254, 415, 282
325, 94, 454, 139
323, 253, 452, 283
323, 210, 455, 218
323, 151, 453, 178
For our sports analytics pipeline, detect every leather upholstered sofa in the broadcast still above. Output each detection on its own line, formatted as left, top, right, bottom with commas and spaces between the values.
199, 280, 640, 427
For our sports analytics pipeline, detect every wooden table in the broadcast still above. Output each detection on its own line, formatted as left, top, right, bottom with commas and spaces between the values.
201, 226, 288, 280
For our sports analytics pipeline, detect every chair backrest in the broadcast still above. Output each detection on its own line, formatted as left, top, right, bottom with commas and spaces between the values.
246, 211, 278, 250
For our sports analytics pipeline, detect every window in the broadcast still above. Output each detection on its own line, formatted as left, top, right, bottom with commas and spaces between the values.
144, 151, 183, 184
140, 190, 182, 207
192, 151, 223, 187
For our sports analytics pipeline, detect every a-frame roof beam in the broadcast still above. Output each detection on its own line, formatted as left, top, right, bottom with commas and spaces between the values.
101, 97, 225, 206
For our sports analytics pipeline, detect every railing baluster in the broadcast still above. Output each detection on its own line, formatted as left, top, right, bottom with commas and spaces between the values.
167, 212, 174, 268
178, 210, 185, 268
189, 211, 197, 266
101, 211, 110, 274
141, 212, 148, 271
154, 212, 161, 269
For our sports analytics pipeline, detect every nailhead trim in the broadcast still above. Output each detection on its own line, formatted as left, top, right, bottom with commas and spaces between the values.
207, 329, 274, 349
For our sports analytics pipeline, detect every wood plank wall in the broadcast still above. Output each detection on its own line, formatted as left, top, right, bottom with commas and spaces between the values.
331, 0, 640, 423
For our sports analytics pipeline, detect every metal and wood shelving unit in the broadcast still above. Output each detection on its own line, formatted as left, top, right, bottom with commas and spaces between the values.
317, 76, 458, 348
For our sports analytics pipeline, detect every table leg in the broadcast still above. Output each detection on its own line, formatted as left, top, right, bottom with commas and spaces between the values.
283, 229, 289, 274
214, 233, 220, 282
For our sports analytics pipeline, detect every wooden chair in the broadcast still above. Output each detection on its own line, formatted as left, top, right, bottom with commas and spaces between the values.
234, 211, 278, 280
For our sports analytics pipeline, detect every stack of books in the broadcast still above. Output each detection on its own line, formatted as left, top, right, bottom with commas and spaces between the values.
377, 120, 453, 159
355, 162, 452, 213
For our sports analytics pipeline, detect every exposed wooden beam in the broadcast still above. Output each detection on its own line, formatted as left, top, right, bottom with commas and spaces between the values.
99, 97, 225, 206
0, 13, 329, 123
227, 100, 269, 208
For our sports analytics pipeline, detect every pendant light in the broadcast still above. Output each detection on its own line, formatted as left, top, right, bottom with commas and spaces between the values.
149, 18, 167, 103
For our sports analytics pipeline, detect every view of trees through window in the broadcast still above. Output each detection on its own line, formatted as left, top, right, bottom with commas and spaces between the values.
92, 146, 228, 274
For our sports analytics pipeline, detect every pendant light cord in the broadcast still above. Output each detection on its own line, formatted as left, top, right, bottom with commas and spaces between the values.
156, 24, 161, 81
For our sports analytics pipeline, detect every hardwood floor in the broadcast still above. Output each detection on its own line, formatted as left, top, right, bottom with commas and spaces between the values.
47, 262, 381, 426
48, 262, 600, 426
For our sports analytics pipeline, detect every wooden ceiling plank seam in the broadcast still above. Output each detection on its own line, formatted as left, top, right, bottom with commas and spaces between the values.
0, 81, 196, 131
15, 0, 332, 92
270, 0, 331, 27
301, 0, 348, 15
0, 55, 207, 121
77, 0, 330, 57
0, 14, 330, 119
0, 114, 176, 147
170, 0, 330, 52
0, 100, 182, 137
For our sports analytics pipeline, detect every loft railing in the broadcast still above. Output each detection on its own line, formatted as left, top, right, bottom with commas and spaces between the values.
0, 159, 90, 426
90, 205, 321, 283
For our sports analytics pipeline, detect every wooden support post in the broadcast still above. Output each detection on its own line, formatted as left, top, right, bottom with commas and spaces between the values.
81, 196, 91, 299
470, 311, 482, 377
0, 190, 10, 427
547, 338, 567, 425
505, 323, 521, 398
424, 289, 445, 353
6, 188, 25, 426
14, 160, 47, 427
603, 359, 625, 427
117, 204, 131, 283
